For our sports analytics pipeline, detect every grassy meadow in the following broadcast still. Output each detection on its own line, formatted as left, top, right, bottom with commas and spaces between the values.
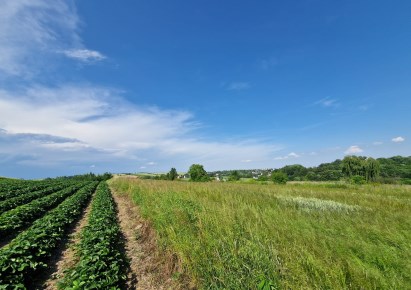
109, 178, 411, 289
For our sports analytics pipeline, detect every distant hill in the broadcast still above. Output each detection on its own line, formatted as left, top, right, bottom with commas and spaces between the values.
209, 156, 411, 184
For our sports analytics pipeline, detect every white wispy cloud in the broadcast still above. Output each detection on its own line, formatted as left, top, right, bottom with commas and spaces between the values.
227, 82, 251, 91
0, 0, 79, 77
373, 141, 383, 146
63, 49, 106, 62
392, 136, 405, 143
274, 152, 300, 160
0, 85, 281, 172
0, 0, 104, 78
315, 97, 340, 108
344, 145, 363, 155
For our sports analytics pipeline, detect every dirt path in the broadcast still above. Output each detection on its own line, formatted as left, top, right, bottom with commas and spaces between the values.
111, 189, 179, 290
42, 196, 94, 290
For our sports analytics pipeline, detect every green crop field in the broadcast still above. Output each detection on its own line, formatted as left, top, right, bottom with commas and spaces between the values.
0, 178, 128, 289
1, 176, 410, 289
109, 178, 411, 289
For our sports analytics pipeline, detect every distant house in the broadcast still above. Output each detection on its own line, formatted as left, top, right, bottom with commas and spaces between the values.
178, 174, 189, 179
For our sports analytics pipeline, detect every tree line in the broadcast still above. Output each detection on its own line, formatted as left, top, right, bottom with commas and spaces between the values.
139, 155, 411, 184
210, 155, 411, 184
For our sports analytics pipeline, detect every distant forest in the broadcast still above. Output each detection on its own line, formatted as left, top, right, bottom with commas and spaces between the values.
210, 156, 411, 184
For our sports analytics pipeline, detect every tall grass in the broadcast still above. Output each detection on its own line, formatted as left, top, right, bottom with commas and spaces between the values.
109, 178, 411, 289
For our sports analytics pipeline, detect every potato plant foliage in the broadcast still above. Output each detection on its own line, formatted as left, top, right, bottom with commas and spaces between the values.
0, 180, 63, 201
0, 182, 87, 237
0, 182, 98, 288
0, 181, 81, 214
59, 182, 127, 289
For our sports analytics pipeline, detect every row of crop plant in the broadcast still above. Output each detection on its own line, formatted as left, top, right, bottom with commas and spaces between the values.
0, 182, 88, 237
59, 182, 127, 289
0, 179, 66, 201
0, 182, 98, 287
0, 181, 81, 214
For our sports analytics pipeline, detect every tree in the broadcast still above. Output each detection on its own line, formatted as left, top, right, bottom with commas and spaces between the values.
281, 164, 308, 181
364, 157, 380, 182
188, 164, 210, 182
342, 156, 366, 177
167, 167, 178, 181
228, 170, 240, 181
271, 171, 288, 184
342, 155, 380, 183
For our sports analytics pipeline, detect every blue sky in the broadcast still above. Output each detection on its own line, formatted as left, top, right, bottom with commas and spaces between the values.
0, 0, 410, 178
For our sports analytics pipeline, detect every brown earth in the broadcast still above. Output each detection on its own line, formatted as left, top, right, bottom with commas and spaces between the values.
111, 188, 183, 290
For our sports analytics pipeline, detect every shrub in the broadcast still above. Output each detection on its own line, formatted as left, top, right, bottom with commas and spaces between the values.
271, 171, 288, 184
350, 175, 366, 185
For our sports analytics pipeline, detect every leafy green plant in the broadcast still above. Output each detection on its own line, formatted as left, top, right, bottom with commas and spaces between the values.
0, 182, 88, 237
0, 182, 97, 287
271, 171, 288, 184
258, 276, 277, 290
0, 181, 80, 214
0, 180, 64, 201
59, 182, 127, 289
351, 175, 366, 184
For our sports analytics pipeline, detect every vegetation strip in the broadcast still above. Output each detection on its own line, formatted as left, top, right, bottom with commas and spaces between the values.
0, 182, 98, 288
0, 180, 63, 201
110, 177, 411, 289
0, 182, 78, 214
59, 182, 127, 289
110, 185, 177, 290
43, 195, 95, 290
0, 182, 88, 237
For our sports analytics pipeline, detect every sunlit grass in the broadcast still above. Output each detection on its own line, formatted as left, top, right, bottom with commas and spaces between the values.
276, 195, 362, 212
109, 178, 411, 289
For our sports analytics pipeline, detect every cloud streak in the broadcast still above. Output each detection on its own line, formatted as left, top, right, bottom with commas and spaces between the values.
315, 97, 340, 108
63, 49, 106, 62
0, 0, 104, 78
0, 86, 281, 174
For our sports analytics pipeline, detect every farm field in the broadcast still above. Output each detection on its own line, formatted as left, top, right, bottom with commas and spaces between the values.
1, 176, 410, 289
0, 178, 133, 289
109, 177, 411, 289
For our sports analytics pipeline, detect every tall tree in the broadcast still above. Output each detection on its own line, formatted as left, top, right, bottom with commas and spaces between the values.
342, 156, 365, 177
188, 164, 210, 182
167, 167, 178, 180
365, 158, 380, 182
342, 155, 380, 182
